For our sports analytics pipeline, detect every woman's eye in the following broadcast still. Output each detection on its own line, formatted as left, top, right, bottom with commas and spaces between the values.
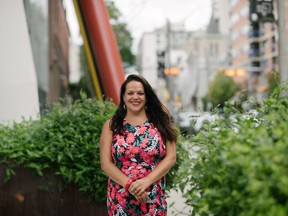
138, 92, 144, 95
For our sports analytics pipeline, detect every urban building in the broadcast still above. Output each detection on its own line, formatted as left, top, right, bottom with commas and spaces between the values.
137, 32, 158, 90
69, 43, 81, 84
203, 0, 230, 36
48, 0, 70, 105
228, 0, 287, 99
185, 30, 229, 110
0, 0, 70, 123
185, 0, 230, 110
137, 1, 230, 111
24, 0, 70, 108
0, 1, 40, 123
137, 23, 190, 110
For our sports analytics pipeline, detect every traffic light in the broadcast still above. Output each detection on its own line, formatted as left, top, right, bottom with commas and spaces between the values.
157, 51, 165, 78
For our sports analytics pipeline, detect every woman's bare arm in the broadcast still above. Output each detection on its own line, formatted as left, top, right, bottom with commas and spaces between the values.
100, 120, 129, 187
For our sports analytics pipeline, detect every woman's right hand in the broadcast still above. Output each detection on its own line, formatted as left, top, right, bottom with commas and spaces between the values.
128, 178, 150, 202
133, 191, 148, 203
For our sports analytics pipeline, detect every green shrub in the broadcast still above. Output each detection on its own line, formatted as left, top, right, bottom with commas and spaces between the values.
0, 94, 187, 202
208, 70, 240, 109
0, 95, 116, 201
167, 134, 190, 191
179, 85, 288, 216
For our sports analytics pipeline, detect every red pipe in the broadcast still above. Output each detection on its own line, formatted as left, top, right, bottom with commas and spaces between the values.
79, 0, 125, 104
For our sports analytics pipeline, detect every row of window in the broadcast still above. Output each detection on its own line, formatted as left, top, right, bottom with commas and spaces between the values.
231, 40, 277, 60
230, 4, 249, 25
231, 43, 249, 58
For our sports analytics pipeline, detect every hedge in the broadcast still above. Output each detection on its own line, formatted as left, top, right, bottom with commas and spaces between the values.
177, 85, 288, 216
0, 94, 187, 202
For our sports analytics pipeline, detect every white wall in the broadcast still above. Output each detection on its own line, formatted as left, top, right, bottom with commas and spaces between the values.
69, 42, 81, 84
139, 33, 158, 88
0, 1, 39, 124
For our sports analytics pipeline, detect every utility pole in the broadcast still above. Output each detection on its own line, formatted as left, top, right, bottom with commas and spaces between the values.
166, 19, 174, 104
277, 0, 288, 81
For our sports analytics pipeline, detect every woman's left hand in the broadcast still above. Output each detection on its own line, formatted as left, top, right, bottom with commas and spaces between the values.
128, 178, 151, 197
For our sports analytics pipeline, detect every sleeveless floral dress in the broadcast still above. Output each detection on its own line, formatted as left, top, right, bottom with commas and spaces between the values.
107, 120, 167, 216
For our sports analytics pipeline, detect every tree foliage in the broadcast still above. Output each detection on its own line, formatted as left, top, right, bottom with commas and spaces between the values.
208, 71, 240, 108
266, 70, 280, 96
106, 0, 135, 68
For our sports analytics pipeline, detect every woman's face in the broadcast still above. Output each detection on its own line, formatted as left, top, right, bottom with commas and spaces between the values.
123, 81, 146, 113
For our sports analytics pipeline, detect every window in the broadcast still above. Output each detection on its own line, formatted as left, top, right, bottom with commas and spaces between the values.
240, 5, 248, 17
231, 13, 239, 25
231, 31, 239, 41
240, 24, 249, 35
230, 0, 238, 7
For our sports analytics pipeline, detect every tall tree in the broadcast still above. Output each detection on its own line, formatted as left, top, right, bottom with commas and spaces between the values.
105, 0, 135, 68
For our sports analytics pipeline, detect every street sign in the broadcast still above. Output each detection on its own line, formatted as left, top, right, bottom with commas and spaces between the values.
250, 0, 274, 23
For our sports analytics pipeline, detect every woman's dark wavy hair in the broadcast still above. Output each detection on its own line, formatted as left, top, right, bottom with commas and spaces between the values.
110, 74, 177, 143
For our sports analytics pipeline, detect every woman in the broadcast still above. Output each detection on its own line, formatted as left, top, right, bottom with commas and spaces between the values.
100, 74, 177, 215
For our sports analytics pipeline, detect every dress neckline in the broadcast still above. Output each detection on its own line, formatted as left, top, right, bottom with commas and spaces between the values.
124, 119, 148, 127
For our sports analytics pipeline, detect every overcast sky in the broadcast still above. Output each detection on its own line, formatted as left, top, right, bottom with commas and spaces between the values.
65, 0, 212, 53
112, 0, 212, 53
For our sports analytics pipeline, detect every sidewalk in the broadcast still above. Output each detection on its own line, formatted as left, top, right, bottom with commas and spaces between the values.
167, 189, 192, 215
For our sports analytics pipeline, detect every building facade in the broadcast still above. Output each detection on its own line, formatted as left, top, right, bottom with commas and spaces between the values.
25, 0, 70, 109
48, 0, 70, 105
137, 20, 229, 111
137, 23, 191, 109
0, 0, 70, 123
229, 0, 288, 99
186, 31, 229, 110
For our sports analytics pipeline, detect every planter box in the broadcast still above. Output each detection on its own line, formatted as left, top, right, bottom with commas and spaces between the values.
0, 165, 107, 216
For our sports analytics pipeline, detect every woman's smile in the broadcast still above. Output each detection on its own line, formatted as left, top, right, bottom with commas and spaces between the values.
124, 81, 146, 112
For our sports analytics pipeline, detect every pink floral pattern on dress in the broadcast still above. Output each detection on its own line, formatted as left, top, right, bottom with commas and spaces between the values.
107, 120, 167, 216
